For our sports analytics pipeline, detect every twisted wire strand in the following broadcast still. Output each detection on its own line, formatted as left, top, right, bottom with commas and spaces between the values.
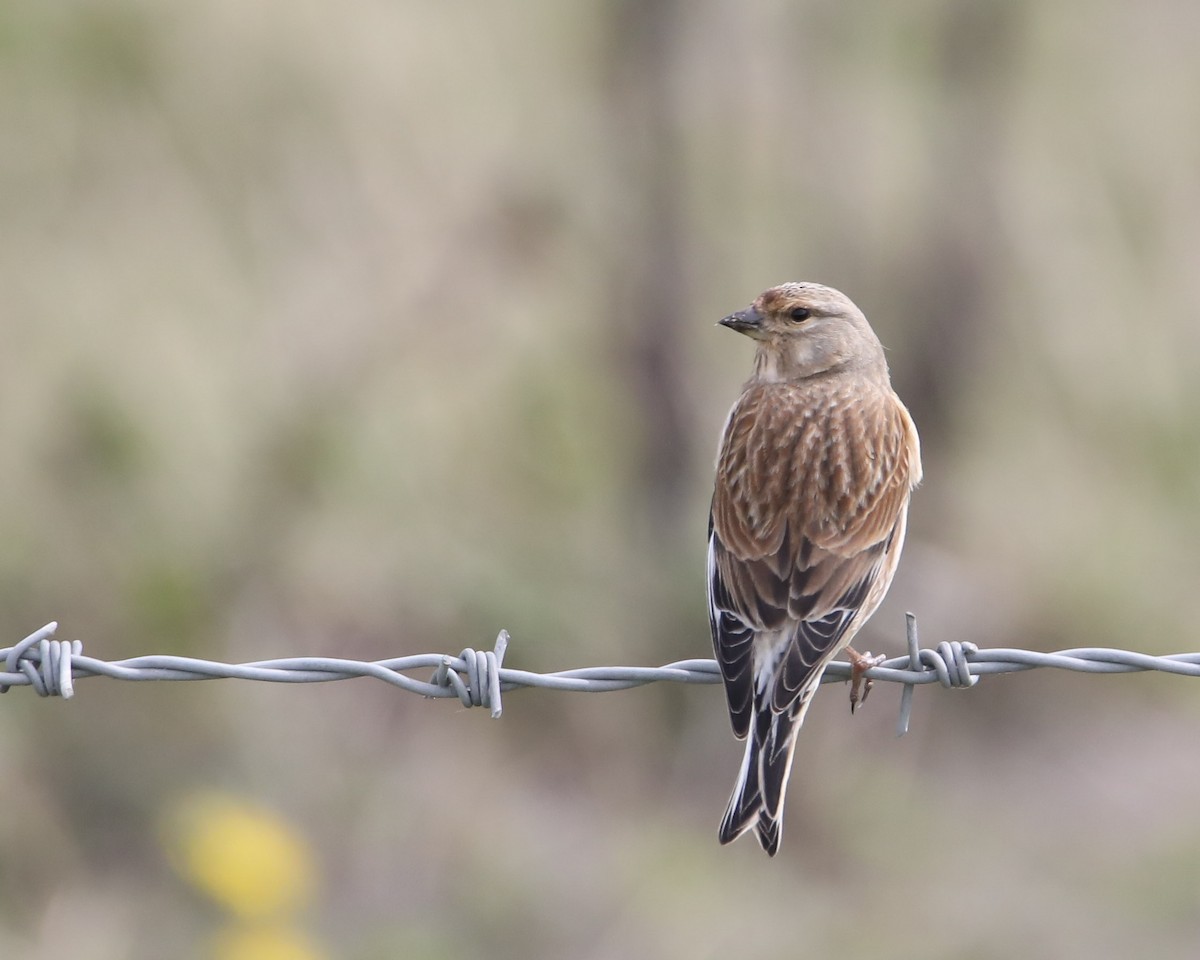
3, 616, 1198, 734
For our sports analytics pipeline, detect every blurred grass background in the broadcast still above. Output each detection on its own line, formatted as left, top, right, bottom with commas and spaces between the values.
3, 0, 1200, 957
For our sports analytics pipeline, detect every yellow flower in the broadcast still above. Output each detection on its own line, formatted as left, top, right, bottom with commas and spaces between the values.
162, 792, 317, 919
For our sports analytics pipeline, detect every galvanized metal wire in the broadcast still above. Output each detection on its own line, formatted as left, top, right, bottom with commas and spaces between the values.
4, 615, 1199, 735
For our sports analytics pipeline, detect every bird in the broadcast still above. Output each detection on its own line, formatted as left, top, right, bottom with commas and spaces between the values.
708, 281, 921, 856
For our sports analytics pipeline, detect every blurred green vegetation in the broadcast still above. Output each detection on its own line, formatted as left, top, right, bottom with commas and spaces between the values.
3, 1, 1200, 957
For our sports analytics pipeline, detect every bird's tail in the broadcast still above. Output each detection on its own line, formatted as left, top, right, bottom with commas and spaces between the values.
718, 693, 816, 856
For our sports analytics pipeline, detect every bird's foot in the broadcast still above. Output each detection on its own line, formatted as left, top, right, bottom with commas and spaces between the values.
846, 647, 886, 714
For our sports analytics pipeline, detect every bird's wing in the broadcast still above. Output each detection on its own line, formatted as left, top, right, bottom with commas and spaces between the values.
708, 381, 918, 731
707, 511, 758, 738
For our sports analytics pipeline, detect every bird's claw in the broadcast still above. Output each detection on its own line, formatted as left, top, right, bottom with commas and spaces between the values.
846, 648, 886, 714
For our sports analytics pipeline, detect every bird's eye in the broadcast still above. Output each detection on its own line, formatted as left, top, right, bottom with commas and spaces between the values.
787, 307, 811, 322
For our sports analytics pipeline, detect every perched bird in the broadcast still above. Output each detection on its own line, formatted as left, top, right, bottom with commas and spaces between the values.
708, 282, 921, 856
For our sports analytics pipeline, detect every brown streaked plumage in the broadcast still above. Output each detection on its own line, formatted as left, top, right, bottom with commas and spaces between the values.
708, 281, 921, 856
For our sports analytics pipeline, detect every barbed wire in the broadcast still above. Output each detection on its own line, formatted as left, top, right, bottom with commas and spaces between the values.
4, 615, 1199, 735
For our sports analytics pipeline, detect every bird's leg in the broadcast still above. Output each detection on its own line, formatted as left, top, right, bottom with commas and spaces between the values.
845, 647, 886, 714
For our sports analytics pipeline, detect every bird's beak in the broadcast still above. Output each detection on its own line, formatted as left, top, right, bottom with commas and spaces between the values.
718, 305, 764, 335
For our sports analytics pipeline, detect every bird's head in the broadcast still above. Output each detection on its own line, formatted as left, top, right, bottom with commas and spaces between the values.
719, 282, 886, 382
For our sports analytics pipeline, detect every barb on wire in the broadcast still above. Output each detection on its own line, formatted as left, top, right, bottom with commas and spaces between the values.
3, 615, 1199, 735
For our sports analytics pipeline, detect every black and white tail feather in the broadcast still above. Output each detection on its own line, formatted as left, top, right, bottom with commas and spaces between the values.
707, 526, 876, 857
716, 649, 819, 857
